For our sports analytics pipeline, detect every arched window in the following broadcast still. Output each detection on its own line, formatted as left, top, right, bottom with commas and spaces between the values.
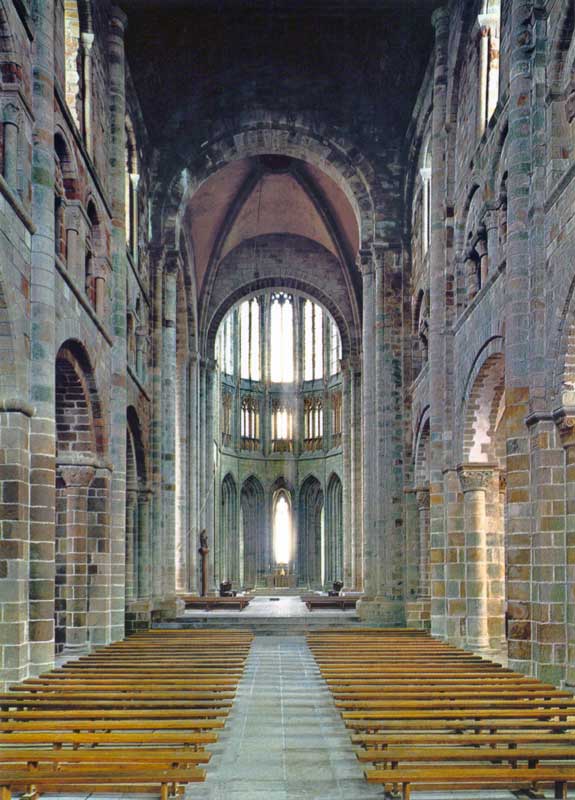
273, 490, 292, 566
304, 299, 323, 381
85, 200, 99, 310
329, 319, 342, 376
270, 292, 294, 383
125, 117, 139, 262
219, 312, 234, 375
64, 1, 82, 128
304, 396, 323, 451
420, 137, 432, 258
272, 400, 293, 452
241, 396, 260, 450
240, 298, 260, 381
478, 1, 501, 136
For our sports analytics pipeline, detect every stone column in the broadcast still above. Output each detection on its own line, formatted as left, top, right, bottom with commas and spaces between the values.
458, 464, 495, 655
504, 0, 537, 675
59, 464, 95, 650
137, 488, 152, 600
150, 249, 164, 603
29, 0, 56, 677
205, 360, 216, 590
161, 255, 178, 598
80, 32, 95, 155
350, 361, 363, 589
359, 249, 376, 598
428, 5, 450, 641
558, 414, 575, 687
107, 6, 128, 642
0, 403, 33, 687
341, 362, 352, 587
416, 487, 430, 598
124, 488, 137, 601
187, 353, 199, 594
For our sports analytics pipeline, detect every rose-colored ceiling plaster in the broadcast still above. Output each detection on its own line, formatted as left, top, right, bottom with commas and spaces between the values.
186, 157, 360, 293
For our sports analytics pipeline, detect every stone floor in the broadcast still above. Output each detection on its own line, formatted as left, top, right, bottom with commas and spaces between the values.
36, 634, 575, 799
183, 595, 358, 618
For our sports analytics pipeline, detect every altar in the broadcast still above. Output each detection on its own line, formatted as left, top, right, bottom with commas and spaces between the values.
265, 566, 297, 589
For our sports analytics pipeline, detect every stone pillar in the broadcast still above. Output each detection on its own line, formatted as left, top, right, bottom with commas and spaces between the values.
188, 353, 199, 594
458, 464, 495, 655
80, 32, 95, 155
428, 5, 450, 641
341, 363, 352, 587
124, 488, 137, 601
559, 415, 575, 687
358, 249, 376, 596
29, 0, 56, 677
350, 361, 362, 589
416, 487, 430, 598
107, 5, 128, 643
137, 489, 152, 600
505, 0, 536, 675
150, 250, 164, 604
161, 256, 178, 598
0, 404, 33, 687
59, 464, 95, 650
205, 360, 216, 591
86, 466, 112, 647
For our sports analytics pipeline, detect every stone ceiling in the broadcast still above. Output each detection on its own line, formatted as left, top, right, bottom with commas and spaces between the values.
120, 0, 443, 176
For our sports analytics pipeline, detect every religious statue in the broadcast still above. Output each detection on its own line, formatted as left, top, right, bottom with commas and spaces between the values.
199, 530, 209, 597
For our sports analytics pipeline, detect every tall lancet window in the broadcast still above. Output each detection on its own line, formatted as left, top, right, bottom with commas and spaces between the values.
329, 319, 342, 376
273, 491, 292, 565
478, 1, 501, 136
420, 136, 432, 258
219, 312, 234, 375
240, 298, 260, 381
270, 292, 294, 383
304, 300, 323, 381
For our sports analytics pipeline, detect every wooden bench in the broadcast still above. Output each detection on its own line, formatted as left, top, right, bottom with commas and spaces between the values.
364, 764, 575, 800
302, 595, 358, 611
180, 595, 251, 610
357, 744, 575, 768
0, 747, 211, 769
0, 766, 204, 800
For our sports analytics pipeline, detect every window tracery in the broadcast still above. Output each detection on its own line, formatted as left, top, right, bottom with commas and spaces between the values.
304, 396, 323, 451
272, 400, 293, 453
270, 292, 294, 383
240, 297, 261, 381
241, 396, 259, 450
478, 1, 501, 136
304, 299, 323, 381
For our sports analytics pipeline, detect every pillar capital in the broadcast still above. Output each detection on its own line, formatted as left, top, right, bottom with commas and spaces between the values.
357, 248, 374, 277
457, 463, 498, 493
110, 7, 128, 36
58, 464, 96, 489
431, 6, 450, 33
554, 407, 575, 448
415, 486, 430, 508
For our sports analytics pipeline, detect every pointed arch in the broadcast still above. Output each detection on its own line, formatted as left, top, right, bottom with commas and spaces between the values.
297, 475, 324, 588
240, 475, 266, 589
325, 473, 343, 585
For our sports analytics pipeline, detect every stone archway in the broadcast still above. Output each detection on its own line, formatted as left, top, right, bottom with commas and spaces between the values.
55, 340, 106, 652
241, 476, 266, 589
298, 476, 324, 588
458, 347, 506, 656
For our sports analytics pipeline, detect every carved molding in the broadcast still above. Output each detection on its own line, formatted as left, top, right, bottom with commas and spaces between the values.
58, 464, 96, 489
457, 463, 498, 493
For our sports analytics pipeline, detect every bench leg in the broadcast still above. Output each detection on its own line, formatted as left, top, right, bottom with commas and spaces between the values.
555, 781, 567, 800
0, 787, 10, 800
402, 783, 410, 800
160, 783, 169, 800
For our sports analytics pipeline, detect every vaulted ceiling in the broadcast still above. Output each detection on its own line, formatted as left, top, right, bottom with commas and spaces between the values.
184, 155, 359, 292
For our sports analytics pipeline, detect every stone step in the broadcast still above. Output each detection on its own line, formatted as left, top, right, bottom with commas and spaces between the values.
156, 615, 364, 635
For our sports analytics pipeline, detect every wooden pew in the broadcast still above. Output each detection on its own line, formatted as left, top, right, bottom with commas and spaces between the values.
180, 595, 251, 610
364, 764, 575, 800
301, 595, 359, 611
0, 766, 205, 800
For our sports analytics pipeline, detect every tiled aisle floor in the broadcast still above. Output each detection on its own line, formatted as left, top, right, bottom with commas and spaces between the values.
199, 636, 526, 800
41, 635, 575, 799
